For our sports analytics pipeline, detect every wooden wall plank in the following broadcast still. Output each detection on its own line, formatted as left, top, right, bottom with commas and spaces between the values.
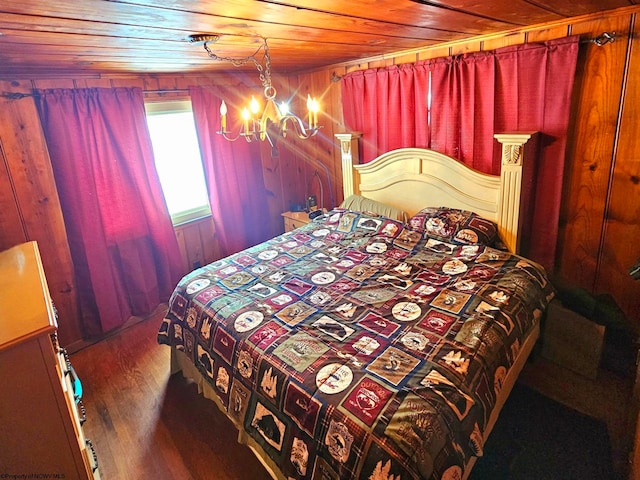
275, 75, 312, 213
327, 66, 347, 207
32, 79, 75, 89
596, 14, 640, 322
451, 40, 482, 55
81, 78, 113, 88
253, 73, 289, 230
482, 32, 526, 51
368, 59, 389, 69
173, 227, 190, 273
197, 216, 219, 264
345, 63, 367, 74
0, 128, 27, 251
527, 25, 571, 43
0, 80, 33, 250
296, 65, 350, 208
394, 53, 419, 65
110, 76, 145, 89
556, 14, 631, 290
173, 217, 219, 272
417, 46, 451, 61
182, 223, 205, 271
308, 68, 340, 210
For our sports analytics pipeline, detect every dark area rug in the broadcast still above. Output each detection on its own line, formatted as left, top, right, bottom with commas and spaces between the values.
471, 383, 614, 480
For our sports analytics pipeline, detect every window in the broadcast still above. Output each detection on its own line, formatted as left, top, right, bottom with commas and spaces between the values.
145, 100, 210, 225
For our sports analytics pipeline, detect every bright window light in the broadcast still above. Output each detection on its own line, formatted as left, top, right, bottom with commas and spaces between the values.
145, 100, 211, 225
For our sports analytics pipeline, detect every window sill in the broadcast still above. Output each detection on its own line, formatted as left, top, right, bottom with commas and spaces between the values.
171, 210, 212, 227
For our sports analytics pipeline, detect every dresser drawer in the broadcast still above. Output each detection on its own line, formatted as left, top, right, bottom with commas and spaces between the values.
52, 336, 89, 449
286, 218, 307, 231
281, 211, 311, 232
83, 438, 101, 479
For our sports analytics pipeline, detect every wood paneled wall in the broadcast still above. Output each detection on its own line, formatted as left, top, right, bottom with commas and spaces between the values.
174, 216, 219, 273
293, 7, 640, 331
1, 6, 639, 347
0, 86, 81, 347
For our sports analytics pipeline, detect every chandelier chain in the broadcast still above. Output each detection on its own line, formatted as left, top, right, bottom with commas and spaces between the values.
203, 37, 274, 98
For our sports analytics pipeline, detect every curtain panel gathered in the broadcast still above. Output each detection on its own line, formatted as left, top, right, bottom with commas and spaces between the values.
189, 85, 275, 257
341, 36, 580, 270
37, 87, 184, 335
342, 62, 431, 161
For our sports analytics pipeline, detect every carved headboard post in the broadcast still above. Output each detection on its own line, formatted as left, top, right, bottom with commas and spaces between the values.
494, 132, 538, 255
335, 132, 362, 200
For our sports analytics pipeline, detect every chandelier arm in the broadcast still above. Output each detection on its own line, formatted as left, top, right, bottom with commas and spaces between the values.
217, 130, 245, 142
281, 116, 321, 139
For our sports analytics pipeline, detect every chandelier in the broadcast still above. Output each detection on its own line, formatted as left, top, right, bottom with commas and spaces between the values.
188, 34, 321, 151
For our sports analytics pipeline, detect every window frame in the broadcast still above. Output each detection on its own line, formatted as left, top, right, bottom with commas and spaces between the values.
145, 99, 211, 226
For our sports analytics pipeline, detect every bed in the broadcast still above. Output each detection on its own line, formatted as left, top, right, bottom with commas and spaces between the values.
158, 132, 553, 480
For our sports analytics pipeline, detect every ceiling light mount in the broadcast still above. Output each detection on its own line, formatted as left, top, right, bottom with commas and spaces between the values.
187, 33, 220, 45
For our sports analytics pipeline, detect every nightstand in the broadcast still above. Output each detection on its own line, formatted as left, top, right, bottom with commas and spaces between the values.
281, 211, 312, 232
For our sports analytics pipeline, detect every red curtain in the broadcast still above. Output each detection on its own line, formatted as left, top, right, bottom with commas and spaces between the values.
189, 85, 275, 257
342, 62, 431, 163
37, 87, 184, 335
430, 52, 496, 172
492, 38, 580, 267
341, 37, 580, 270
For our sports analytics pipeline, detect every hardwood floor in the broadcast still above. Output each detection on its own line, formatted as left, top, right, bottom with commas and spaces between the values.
70, 307, 271, 480
71, 306, 634, 479
519, 353, 633, 478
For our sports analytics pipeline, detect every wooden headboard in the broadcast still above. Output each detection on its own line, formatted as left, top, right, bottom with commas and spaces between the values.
335, 133, 537, 255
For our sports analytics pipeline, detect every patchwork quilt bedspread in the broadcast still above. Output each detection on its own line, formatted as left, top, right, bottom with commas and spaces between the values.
158, 209, 554, 480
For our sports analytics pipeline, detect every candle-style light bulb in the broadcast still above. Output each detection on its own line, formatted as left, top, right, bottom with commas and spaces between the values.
220, 100, 227, 131
306, 94, 313, 127
279, 102, 289, 133
250, 96, 260, 115
242, 107, 251, 133
310, 98, 319, 129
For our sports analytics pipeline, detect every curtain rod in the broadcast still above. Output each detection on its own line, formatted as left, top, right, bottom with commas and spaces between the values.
1, 91, 36, 99
1, 87, 190, 99
581, 31, 618, 46
143, 88, 189, 94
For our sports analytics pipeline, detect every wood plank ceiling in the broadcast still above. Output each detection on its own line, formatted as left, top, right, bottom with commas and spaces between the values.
0, 0, 636, 77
